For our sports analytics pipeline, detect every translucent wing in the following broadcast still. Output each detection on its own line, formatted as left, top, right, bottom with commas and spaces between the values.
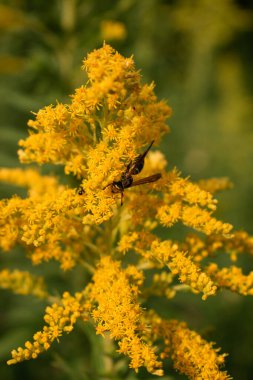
130, 173, 161, 187
127, 140, 155, 176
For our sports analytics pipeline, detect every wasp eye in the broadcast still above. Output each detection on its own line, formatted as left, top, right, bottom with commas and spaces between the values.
78, 187, 85, 195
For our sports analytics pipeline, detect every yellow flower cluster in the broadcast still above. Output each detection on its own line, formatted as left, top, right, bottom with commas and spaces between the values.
181, 230, 253, 263
0, 269, 47, 298
181, 205, 232, 236
198, 177, 233, 193
206, 264, 253, 295
0, 168, 94, 270
118, 233, 216, 300
168, 175, 218, 210
88, 256, 163, 376
7, 291, 87, 365
16, 44, 171, 224
166, 321, 231, 380
210, 230, 253, 261
143, 312, 231, 380
151, 169, 233, 236
119, 227, 253, 298
151, 240, 217, 300
0, 167, 62, 192
157, 200, 232, 236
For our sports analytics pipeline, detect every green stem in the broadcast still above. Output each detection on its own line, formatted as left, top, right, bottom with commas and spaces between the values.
100, 334, 115, 380
79, 259, 95, 274
61, 0, 76, 32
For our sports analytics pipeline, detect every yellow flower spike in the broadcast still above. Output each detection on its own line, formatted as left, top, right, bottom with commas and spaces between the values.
212, 230, 253, 258
117, 232, 139, 254
198, 177, 233, 194
145, 312, 231, 380
179, 230, 253, 265
0, 168, 62, 195
181, 205, 233, 236
169, 176, 218, 210
168, 321, 231, 380
155, 169, 234, 236
150, 240, 217, 299
0, 172, 96, 269
206, 264, 253, 295
157, 202, 182, 227
0, 269, 48, 298
88, 256, 163, 375
7, 291, 86, 365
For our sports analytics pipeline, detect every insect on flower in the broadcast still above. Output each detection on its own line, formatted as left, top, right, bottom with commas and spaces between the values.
103, 140, 161, 205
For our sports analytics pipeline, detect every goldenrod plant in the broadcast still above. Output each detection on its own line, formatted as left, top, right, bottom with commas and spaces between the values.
1, 44, 253, 379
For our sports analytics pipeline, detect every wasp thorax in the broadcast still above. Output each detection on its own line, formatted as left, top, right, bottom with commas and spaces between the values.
111, 181, 124, 193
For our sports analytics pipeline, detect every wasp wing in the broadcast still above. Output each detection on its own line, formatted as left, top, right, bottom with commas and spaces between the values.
127, 140, 155, 176
130, 173, 161, 187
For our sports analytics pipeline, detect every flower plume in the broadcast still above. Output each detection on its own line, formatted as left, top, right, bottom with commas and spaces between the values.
0, 44, 252, 379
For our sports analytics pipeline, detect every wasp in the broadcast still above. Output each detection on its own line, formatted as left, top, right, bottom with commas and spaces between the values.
103, 140, 161, 205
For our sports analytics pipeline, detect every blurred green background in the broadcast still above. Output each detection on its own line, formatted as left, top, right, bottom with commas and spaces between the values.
0, 1, 253, 379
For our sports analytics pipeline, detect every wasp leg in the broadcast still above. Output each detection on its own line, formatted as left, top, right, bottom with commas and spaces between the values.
125, 160, 132, 173
120, 191, 124, 206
